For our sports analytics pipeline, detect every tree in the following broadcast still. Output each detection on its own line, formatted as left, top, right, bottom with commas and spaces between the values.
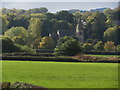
38, 36, 55, 49
1, 36, 20, 53
104, 26, 120, 45
83, 43, 93, 51
105, 7, 119, 27
1, 15, 9, 34
4, 27, 28, 45
29, 8, 48, 14
28, 18, 42, 38
30, 13, 45, 19
103, 8, 114, 16
57, 36, 74, 46
54, 36, 81, 56
56, 10, 74, 23
85, 12, 107, 40
13, 36, 25, 45
94, 41, 104, 51
6, 13, 29, 29
32, 38, 41, 49
44, 13, 56, 20
117, 45, 120, 52
104, 41, 116, 52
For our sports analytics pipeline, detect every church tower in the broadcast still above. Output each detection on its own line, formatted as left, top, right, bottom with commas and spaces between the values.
76, 15, 84, 43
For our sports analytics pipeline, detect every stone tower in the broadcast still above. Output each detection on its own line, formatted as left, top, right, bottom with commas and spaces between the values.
76, 15, 84, 43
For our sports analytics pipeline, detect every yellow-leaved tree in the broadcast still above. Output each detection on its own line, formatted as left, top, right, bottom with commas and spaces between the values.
104, 41, 116, 52
38, 36, 55, 49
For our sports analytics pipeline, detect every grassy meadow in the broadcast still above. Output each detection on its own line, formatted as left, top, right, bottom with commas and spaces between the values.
2, 61, 118, 88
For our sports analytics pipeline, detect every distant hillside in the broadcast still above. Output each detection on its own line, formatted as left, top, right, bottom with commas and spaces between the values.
90, 8, 107, 12
68, 9, 86, 13
68, 8, 107, 13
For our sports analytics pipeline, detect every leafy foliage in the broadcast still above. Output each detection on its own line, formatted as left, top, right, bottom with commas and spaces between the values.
4, 27, 28, 45
83, 43, 93, 51
1, 7, 120, 53
38, 36, 55, 49
104, 41, 116, 52
1, 15, 9, 34
85, 12, 107, 40
32, 38, 41, 49
13, 36, 26, 45
55, 36, 81, 56
94, 41, 104, 51
28, 18, 42, 38
104, 26, 120, 45
117, 45, 120, 52
56, 11, 74, 23
16, 44, 35, 53
1, 36, 20, 53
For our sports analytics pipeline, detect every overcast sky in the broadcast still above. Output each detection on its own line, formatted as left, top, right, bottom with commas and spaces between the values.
2, 0, 120, 2
1, 0, 119, 13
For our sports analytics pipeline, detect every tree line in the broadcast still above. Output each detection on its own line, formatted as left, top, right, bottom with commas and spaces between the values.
1, 6, 120, 54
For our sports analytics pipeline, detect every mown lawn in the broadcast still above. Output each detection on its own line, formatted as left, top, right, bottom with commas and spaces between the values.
2, 61, 118, 88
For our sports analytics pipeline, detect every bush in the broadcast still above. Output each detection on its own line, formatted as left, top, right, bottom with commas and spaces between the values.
86, 39, 93, 43
16, 44, 36, 53
38, 36, 55, 49
86, 39, 98, 46
94, 41, 104, 51
1, 36, 20, 53
104, 41, 116, 52
54, 36, 81, 56
83, 43, 93, 52
13, 36, 25, 45
32, 38, 41, 49
117, 45, 120, 52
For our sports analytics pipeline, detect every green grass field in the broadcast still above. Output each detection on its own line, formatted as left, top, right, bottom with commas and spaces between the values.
2, 61, 118, 88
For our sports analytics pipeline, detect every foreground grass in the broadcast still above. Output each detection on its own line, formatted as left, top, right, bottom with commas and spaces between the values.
2, 61, 118, 88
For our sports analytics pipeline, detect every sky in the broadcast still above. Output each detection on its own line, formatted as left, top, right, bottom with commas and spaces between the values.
2, 0, 120, 2
1, 0, 119, 13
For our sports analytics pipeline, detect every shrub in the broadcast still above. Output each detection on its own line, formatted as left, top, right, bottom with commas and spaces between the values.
1, 36, 20, 53
13, 36, 26, 45
94, 41, 104, 51
83, 43, 93, 52
57, 36, 74, 46
117, 45, 120, 52
4, 27, 28, 42
16, 44, 36, 53
86, 39, 93, 43
86, 39, 98, 46
104, 41, 116, 52
32, 38, 41, 49
38, 36, 55, 49
54, 36, 81, 56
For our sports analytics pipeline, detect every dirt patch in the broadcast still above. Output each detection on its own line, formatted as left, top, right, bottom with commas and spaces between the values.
0, 82, 48, 89
72, 54, 120, 63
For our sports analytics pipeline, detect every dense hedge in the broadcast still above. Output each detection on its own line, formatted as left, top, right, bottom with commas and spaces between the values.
35, 49, 54, 53
84, 51, 120, 55
2, 53, 120, 63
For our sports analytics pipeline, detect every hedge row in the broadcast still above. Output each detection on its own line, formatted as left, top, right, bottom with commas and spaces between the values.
2, 55, 119, 63
84, 51, 120, 55
2, 53, 55, 57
